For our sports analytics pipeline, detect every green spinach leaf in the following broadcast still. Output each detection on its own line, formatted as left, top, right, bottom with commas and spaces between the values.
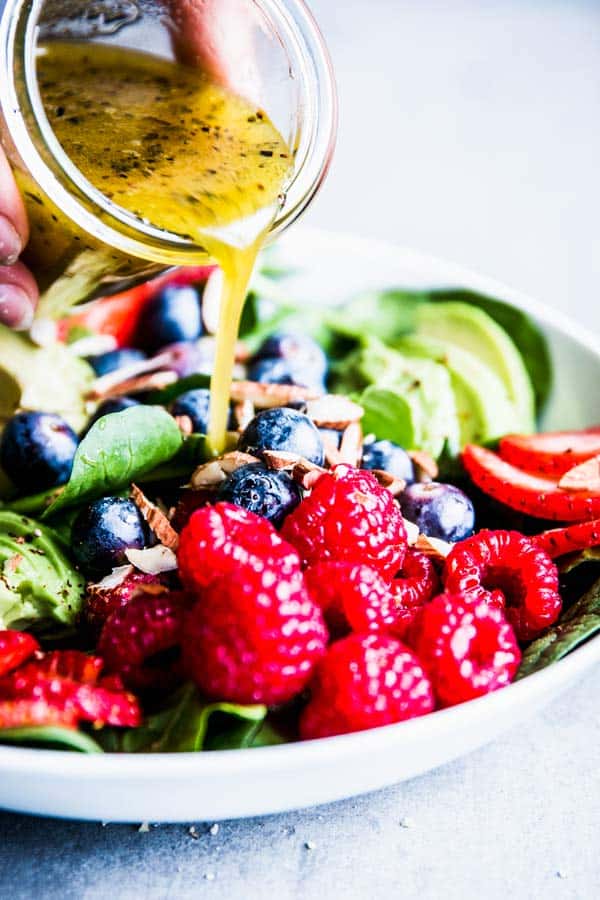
0, 726, 104, 753
359, 387, 416, 447
42, 407, 182, 517
327, 289, 423, 343
517, 576, 600, 678
137, 434, 209, 484
98, 684, 267, 752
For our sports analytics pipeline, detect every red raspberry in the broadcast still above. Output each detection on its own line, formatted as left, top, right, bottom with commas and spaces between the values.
443, 529, 561, 642
0, 631, 39, 677
305, 562, 396, 635
408, 593, 521, 707
178, 502, 301, 592
98, 592, 190, 691
392, 550, 439, 612
84, 571, 167, 634
300, 634, 434, 740
281, 465, 407, 575
182, 566, 328, 705
305, 551, 438, 640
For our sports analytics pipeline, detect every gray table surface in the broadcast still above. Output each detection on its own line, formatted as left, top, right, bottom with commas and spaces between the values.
1, 2, 600, 897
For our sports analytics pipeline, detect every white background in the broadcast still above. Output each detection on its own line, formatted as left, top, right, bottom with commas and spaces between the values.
307, 0, 600, 330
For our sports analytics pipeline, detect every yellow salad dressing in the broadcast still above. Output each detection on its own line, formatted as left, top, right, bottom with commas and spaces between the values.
35, 42, 294, 453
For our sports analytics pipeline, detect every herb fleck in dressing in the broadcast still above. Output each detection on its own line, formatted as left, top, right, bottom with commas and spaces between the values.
37, 42, 294, 453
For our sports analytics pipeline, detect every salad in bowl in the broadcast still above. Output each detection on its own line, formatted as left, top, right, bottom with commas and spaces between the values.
0, 247, 599, 757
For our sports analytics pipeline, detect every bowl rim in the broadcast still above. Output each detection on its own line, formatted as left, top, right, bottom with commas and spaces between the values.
1, 226, 599, 777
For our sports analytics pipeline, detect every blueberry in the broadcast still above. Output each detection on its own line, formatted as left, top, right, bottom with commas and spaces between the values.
399, 482, 475, 542
255, 332, 328, 378
362, 440, 415, 483
216, 462, 302, 526
86, 348, 147, 377
87, 396, 140, 430
238, 408, 324, 466
171, 389, 235, 434
71, 497, 149, 578
134, 285, 202, 353
160, 339, 214, 377
0, 411, 78, 492
247, 357, 326, 393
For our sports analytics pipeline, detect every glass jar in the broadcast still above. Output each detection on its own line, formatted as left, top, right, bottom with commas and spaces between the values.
0, 0, 337, 317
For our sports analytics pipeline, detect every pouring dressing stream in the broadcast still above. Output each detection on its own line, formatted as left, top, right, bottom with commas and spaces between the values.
35, 41, 294, 454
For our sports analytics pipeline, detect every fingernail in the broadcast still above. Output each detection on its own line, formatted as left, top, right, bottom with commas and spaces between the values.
0, 214, 22, 265
0, 284, 34, 330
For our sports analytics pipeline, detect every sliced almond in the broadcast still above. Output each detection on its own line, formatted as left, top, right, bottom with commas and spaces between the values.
338, 422, 363, 466
174, 414, 194, 436
403, 518, 420, 546
131, 484, 180, 550
370, 469, 406, 496
234, 341, 252, 363
306, 395, 364, 429
220, 451, 260, 473
126, 545, 178, 574
87, 349, 177, 397
88, 370, 178, 400
190, 459, 228, 489
91, 565, 135, 591
230, 380, 321, 407
558, 455, 600, 492
321, 435, 343, 467
292, 458, 328, 489
67, 333, 118, 358
414, 532, 452, 563
232, 398, 255, 431
262, 449, 302, 471
409, 450, 439, 481
190, 452, 259, 489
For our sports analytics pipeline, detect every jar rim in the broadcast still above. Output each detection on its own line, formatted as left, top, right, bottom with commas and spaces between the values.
0, 0, 337, 264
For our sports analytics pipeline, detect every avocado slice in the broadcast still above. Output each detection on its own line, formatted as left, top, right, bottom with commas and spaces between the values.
414, 301, 535, 430
396, 335, 520, 445
0, 510, 85, 632
0, 325, 94, 433
332, 338, 460, 458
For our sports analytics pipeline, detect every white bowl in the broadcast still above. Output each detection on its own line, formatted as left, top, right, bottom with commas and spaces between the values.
1, 228, 599, 822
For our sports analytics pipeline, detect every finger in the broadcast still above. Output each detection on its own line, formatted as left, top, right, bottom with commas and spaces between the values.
0, 147, 29, 262
0, 261, 39, 330
167, 0, 260, 99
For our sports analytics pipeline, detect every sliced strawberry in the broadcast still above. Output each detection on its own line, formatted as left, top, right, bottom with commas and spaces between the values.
462, 444, 600, 521
0, 668, 141, 728
30, 650, 103, 685
0, 698, 78, 729
58, 265, 214, 347
68, 683, 141, 727
0, 632, 39, 677
533, 519, 600, 558
499, 428, 600, 476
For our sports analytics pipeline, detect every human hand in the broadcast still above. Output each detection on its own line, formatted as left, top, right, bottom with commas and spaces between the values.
0, 0, 255, 330
0, 147, 38, 329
